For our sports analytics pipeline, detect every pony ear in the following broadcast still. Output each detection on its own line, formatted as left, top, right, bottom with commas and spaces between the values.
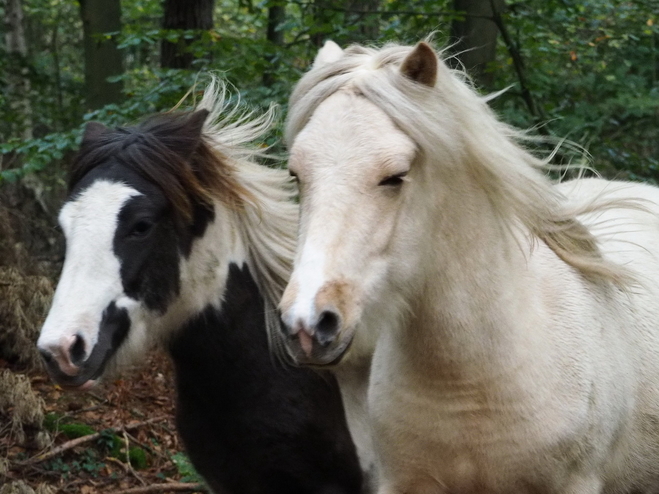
82, 121, 109, 145
186, 109, 209, 137
400, 42, 438, 87
313, 40, 344, 68
173, 109, 209, 159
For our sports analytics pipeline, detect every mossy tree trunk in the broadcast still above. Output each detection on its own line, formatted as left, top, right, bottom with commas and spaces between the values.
4, 0, 32, 140
263, 1, 285, 87
79, 0, 124, 110
160, 0, 215, 70
451, 0, 504, 89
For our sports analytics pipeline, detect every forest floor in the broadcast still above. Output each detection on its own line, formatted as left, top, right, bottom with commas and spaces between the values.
0, 351, 207, 494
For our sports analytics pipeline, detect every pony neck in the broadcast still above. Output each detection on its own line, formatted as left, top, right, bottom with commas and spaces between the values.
163, 161, 297, 344
171, 199, 250, 325
394, 166, 540, 381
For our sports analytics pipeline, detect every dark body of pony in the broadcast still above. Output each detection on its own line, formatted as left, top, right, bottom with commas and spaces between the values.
38, 91, 363, 494
172, 263, 360, 494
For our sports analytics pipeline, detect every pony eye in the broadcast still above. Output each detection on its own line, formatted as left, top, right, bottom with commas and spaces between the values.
128, 220, 154, 237
289, 170, 299, 182
378, 172, 408, 187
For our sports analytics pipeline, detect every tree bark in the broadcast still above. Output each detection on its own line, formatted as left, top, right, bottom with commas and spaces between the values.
161, 0, 215, 69
79, 0, 124, 110
451, 0, 504, 88
263, 2, 285, 87
4, 0, 33, 140
347, 0, 380, 41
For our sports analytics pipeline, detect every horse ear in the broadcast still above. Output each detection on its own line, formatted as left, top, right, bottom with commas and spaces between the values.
400, 42, 438, 87
186, 109, 209, 137
173, 109, 209, 159
314, 40, 344, 68
82, 121, 109, 145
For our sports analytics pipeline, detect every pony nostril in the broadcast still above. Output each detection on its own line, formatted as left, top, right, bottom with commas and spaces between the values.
70, 334, 86, 365
315, 310, 341, 346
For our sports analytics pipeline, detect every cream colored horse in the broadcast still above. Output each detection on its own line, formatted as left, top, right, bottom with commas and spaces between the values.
279, 40, 659, 493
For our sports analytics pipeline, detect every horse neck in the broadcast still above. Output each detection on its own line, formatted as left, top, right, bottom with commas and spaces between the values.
159, 199, 250, 333
393, 167, 542, 382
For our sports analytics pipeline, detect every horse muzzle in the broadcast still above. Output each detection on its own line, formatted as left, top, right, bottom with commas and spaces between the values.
38, 301, 131, 390
282, 310, 356, 367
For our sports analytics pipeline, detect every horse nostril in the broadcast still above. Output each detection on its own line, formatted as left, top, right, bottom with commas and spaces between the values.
70, 334, 86, 365
315, 310, 341, 346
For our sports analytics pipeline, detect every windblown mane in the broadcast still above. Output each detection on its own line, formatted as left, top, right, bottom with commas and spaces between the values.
286, 42, 632, 285
71, 79, 297, 341
197, 81, 298, 349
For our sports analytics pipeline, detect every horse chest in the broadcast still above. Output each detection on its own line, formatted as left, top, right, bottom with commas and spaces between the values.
369, 347, 600, 493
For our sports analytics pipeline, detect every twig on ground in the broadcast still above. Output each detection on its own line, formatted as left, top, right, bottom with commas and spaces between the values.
112, 483, 207, 494
18, 416, 168, 466
105, 456, 129, 472
124, 430, 147, 486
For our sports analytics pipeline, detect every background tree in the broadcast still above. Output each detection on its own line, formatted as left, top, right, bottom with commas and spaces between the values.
450, 0, 505, 88
4, 0, 32, 140
263, 0, 285, 87
79, 0, 124, 110
161, 0, 215, 69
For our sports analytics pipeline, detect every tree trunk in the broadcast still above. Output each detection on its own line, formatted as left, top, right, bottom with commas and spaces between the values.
451, 0, 504, 88
4, 0, 32, 140
347, 0, 379, 41
79, 0, 124, 110
161, 0, 215, 69
263, 2, 285, 87
310, 0, 379, 47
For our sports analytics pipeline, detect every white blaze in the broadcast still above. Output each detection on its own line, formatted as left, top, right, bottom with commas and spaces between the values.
38, 181, 141, 359
284, 240, 327, 332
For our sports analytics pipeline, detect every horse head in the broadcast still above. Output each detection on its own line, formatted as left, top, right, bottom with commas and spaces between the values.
279, 42, 441, 367
37, 109, 218, 389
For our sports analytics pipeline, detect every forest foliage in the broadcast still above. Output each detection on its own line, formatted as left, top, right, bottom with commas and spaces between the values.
0, 0, 657, 185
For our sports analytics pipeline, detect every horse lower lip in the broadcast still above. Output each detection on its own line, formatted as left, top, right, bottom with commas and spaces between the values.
295, 333, 354, 367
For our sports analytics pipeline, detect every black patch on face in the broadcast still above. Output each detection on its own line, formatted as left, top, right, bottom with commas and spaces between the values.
43, 302, 130, 387
69, 160, 214, 313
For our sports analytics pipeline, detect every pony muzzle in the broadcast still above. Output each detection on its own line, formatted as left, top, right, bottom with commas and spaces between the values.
38, 301, 131, 390
38, 334, 98, 389
38, 333, 86, 377
283, 309, 354, 366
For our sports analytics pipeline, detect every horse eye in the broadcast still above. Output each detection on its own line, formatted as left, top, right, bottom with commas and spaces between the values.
129, 220, 154, 237
378, 172, 408, 187
289, 170, 299, 182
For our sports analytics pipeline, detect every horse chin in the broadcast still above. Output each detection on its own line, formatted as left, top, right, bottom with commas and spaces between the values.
292, 331, 355, 368
44, 344, 117, 391
45, 364, 103, 391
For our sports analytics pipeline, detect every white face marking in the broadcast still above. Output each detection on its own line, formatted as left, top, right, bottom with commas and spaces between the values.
38, 181, 141, 361
283, 241, 326, 331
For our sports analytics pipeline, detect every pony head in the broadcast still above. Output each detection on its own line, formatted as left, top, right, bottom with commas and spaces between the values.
279, 40, 627, 367
37, 82, 290, 388
279, 42, 446, 366
37, 110, 217, 388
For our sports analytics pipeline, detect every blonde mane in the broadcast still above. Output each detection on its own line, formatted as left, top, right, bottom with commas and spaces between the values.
197, 80, 298, 344
286, 42, 631, 286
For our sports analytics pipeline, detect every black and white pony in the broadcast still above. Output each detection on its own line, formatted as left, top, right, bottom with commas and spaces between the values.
36, 81, 363, 494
